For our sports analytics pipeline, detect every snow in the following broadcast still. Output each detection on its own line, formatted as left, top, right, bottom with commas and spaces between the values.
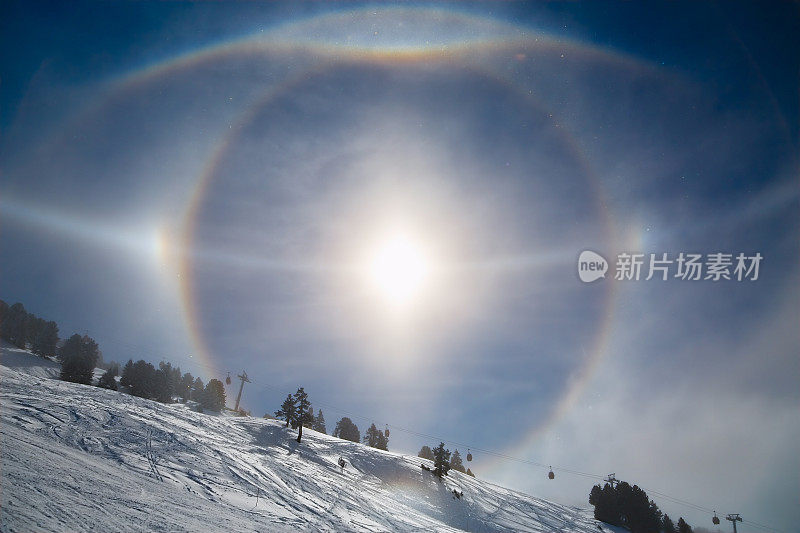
0, 341, 61, 380
1, 345, 624, 532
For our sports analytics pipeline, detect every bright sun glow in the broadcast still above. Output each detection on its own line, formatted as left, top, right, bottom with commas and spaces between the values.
367, 234, 430, 306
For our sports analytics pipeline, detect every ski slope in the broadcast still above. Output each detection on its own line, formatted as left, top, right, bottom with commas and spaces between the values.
1, 345, 622, 532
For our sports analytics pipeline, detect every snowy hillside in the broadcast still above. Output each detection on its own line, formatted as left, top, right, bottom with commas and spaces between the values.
0, 342, 61, 380
1, 347, 622, 532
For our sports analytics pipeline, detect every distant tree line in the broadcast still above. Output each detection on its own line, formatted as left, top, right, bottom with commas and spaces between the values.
0, 300, 105, 385
272, 391, 393, 450
0, 299, 226, 411
0, 300, 61, 357
589, 481, 693, 533
118, 359, 226, 411
418, 444, 474, 477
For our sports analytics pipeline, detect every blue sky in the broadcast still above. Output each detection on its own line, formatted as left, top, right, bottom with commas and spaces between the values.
2, 2, 798, 531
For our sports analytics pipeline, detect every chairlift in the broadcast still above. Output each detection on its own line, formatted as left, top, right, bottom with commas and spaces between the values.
466, 449, 472, 462
712, 512, 720, 525
548, 466, 555, 480
225, 372, 231, 385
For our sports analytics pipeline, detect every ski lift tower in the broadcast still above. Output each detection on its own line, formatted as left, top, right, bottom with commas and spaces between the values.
725, 513, 742, 533
234, 371, 250, 412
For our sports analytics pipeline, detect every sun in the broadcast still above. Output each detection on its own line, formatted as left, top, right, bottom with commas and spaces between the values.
367, 233, 430, 307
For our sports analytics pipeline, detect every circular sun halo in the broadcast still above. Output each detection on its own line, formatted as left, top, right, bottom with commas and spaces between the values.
367, 235, 430, 307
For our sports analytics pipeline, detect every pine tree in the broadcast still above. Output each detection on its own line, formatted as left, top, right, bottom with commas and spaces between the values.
589, 481, 664, 533
3, 303, 29, 348
646, 499, 662, 533
275, 395, 296, 427
418, 446, 434, 460
179, 372, 194, 402
202, 379, 226, 411
293, 388, 311, 442
32, 320, 58, 356
333, 417, 360, 442
59, 334, 100, 385
450, 450, 466, 473
97, 368, 118, 390
590, 483, 621, 526
153, 367, 172, 403
432, 442, 451, 478
466, 468, 475, 477
191, 377, 204, 401
676, 517, 692, 533
126, 360, 157, 398
363, 423, 388, 450
312, 409, 327, 434
662, 514, 676, 533
120, 359, 134, 389
305, 407, 315, 429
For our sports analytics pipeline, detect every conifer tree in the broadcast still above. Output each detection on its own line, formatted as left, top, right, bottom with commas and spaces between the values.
450, 450, 466, 473
662, 514, 676, 533
97, 366, 118, 390
202, 379, 226, 411
157, 362, 180, 402
589, 481, 663, 533
125, 360, 156, 398
293, 387, 311, 443
418, 446, 434, 460
179, 372, 194, 401
466, 468, 475, 477
191, 377, 204, 401
120, 359, 134, 389
153, 367, 172, 403
275, 395, 296, 427
32, 320, 58, 357
333, 417, 360, 442
3, 303, 28, 348
59, 334, 100, 384
676, 517, 692, 533
432, 442, 451, 478
312, 409, 327, 434
363, 423, 388, 450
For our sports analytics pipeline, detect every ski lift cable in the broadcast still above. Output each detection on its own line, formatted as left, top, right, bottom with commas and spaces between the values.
241, 375, 787, 530
68, 330, 784, 530
100, 347, 742, 524
740, 519, 784, 532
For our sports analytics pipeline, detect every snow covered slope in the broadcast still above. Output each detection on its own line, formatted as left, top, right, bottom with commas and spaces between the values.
1, 349, 622, 532
0, 341, 61, 380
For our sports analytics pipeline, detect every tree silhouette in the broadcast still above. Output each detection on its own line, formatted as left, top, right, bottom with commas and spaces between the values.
450, 450, 465, 473
312, 409, 327, 434
202, 379, 226, 411
363, 423, 388, 450
275, 395, 296, 427
418, 446, 434, 460
59, 334, 100, 385
432, 442, 451, 478
333, 417, 360, 443
293, 387, 310, 442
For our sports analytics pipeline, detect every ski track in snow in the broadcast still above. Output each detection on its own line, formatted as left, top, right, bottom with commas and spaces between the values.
1, 344, 625, 532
